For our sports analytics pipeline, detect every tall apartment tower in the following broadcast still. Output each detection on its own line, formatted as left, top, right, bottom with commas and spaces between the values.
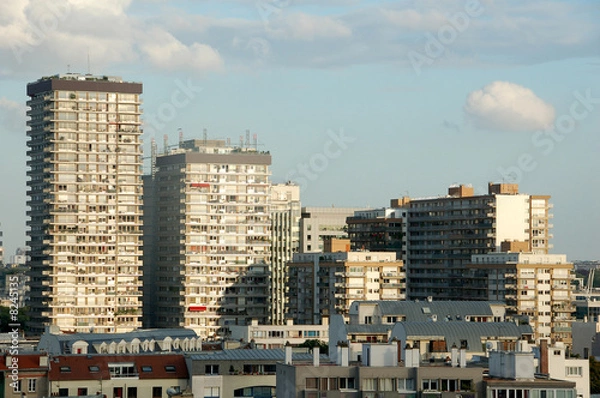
26, 74, 143, 334
270, 182, 301, 325
145, 139, 271, 338
406, 183, 552, 301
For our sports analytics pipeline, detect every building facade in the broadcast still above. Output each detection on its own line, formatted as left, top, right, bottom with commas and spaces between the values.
145, 139, 271, 338
270, 182, 301, 325
287, 252, 405, 324
347, 200, 409, 261
406, 183, 552, 301
26, 73, 143, 334
300, 207, 369, 253
468, 253, 574, 345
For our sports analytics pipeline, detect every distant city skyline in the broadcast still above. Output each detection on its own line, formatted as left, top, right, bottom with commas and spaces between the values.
0, 0, 598, 260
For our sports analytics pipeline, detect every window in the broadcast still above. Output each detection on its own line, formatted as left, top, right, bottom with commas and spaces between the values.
422, 379, 438, 391
566, 367, 582, 376
363, 378, 377, 391
397, 378, 415, 392
204, 386, 220, 398
306, 378, 318, 389
60, 366, 71, 373
142, 366, 153, 372
339, 377, 356, 389
58, 388, 69, 396
165, 365, 176, 372
127, 386, 138, 398
89, 366, 100, 372
205, 364, 219, 375
108, 364, 138, 378
13, 379, 21, 392
379, 378, 394, 391
152, 387, 163, 398
78, 387, 88, 395
28, 379, 37, 392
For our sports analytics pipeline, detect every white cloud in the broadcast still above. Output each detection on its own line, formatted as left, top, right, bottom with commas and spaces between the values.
139, 28, 223, 71
464, 81, 555, 132
269, 12, 352, 41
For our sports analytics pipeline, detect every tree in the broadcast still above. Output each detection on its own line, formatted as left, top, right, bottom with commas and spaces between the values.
299, 339, 328, 354
0, 306, 30, 333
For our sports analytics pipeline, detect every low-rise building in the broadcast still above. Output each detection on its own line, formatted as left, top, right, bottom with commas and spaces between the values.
228, 319, 329, 349
188, 348, 321, 398
38, 328, 201, 355
0, 353, 48, 398
47, 354, 189, 397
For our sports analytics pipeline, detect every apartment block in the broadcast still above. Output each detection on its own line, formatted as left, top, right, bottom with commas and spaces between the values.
468, 252, 574, 345
229, 319, 329, 349
300, 207, 369, 253
287, 252, 405, 324
347, 201, 409, 260
144, 139, 271, 338
406, 183, 552, 301
26, 73, 143, 334
270, 182, 301, 325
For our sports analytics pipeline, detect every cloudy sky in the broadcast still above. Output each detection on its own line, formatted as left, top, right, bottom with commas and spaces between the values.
0, 0, 599, 260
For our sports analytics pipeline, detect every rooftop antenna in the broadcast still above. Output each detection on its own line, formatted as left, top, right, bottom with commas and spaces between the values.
245, 129, 250, 148
203, 128, 208, 146
67, 64, 71, 73
163, 134, 169, 155
87, 48, 91, 75
253, 133, 258, 151
178, 128, 183, 148
239, 135, 244, 148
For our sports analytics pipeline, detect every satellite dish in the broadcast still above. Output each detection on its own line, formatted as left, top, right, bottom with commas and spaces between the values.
166, 388, 181, 397
486, 342, 494, 350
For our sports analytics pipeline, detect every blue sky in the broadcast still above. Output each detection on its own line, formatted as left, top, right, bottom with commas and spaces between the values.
0, 0, 599, 260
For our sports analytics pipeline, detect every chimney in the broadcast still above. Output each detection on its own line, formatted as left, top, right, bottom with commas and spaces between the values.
539, 339, 549, 375
5, 356, 11, 367
39, 356, 48, 367
313, 347, 320, 367
337, 342, 349, 367
285, 343, 293, 365
411, 343, 420, 368
451, 343, 459, 367
459, 347, 467, 368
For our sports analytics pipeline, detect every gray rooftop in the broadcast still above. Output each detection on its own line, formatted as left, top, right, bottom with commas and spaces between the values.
365, 300, 498, 320
392, 322, 532, 352
189, 348, 327, 362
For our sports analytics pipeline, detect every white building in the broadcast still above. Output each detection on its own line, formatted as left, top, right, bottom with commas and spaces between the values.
228, 319, 329, 349
270, 182, 301, 325
26, 73, 144, 334
145, 139, 272, 338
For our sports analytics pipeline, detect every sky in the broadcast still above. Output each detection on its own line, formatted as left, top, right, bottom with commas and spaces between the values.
0, 0, 599, 261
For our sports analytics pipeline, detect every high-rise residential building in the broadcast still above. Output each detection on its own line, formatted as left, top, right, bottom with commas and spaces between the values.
287, 251, 405, 325
270, 182, 300, 325
26, 73, 143, 334
300, 207, 370, 253
346, 198, 410, 261
406, 182, 552, 301
468, 252, 574, 346
144, 139, 271, 338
